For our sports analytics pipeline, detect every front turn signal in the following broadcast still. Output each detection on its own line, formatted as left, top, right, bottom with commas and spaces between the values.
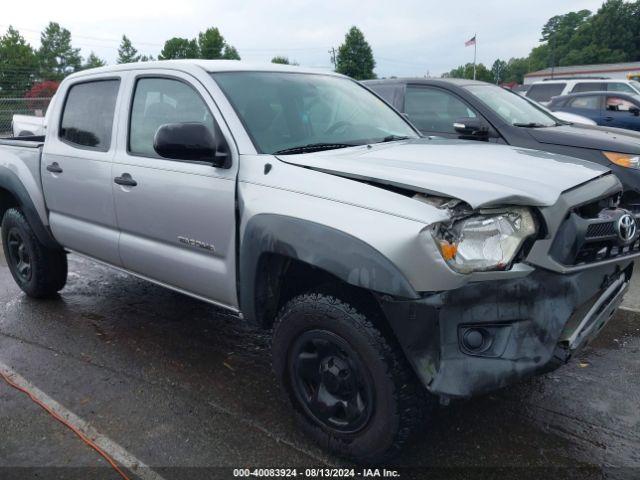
603, 152, 640, 169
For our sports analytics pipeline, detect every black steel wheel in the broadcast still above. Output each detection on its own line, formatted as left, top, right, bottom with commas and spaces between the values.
272, 292, 432, 463
1, 208, 67, 298
6, 228, 32, 283
289, 329, 374, 434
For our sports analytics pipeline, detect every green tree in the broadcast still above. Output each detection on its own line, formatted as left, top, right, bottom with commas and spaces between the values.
197, 27, 240, 60
117, 35, 141, 64
82, 52, 106, 70
443, 63, 494, 83
0, 26, 38, 97
491, 59, 508, 84
38, 22, 82, 81
222, 45, 240, 60
541, 9, 591, 42
271, 56, 290, 64
198, 27, 225, 59
139, 54, 155, 62
503, 57, 531, 83
158, 37, 200, 60
335, 26, 376, 80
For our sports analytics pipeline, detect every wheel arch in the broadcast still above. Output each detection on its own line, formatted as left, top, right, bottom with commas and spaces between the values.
0, 168, 60, 249
239, 214, 418, 328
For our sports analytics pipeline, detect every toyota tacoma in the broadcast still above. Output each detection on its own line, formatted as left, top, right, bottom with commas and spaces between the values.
0, 61, 638, 462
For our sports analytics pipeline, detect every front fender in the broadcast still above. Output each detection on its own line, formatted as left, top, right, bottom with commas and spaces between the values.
239, 214, 419, 324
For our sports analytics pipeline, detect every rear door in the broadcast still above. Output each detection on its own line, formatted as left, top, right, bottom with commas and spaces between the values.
41, 76, 123, 265
603, 95, 640, 131
111, 70, 239, 309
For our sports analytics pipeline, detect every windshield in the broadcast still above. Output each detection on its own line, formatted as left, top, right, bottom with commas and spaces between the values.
631, 80, 640, 93
467, 84, 558, 127
211, 72, 418, 154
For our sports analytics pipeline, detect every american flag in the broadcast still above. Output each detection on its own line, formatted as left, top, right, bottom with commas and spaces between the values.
465, 36, 476, 47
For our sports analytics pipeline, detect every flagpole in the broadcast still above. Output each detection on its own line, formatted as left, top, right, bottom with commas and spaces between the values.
473, 33, 477, 80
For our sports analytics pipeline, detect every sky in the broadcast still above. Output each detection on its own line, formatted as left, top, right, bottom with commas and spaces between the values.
3, 0, 606, 77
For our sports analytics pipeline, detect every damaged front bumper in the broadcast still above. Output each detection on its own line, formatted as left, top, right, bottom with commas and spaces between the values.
379, 260, 634, 398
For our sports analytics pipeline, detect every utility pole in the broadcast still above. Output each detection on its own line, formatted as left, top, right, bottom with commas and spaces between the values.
329, 47, 337, 69
473, 33, 477, 80
550, 32, 556, 79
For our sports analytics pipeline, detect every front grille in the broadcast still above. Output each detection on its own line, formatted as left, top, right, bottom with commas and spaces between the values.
586, 222, 616, 239
574, 238, 640, 264
550, 207, 640, 266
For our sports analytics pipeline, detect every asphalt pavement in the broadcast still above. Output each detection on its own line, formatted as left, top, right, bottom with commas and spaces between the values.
0, 246, 639, 479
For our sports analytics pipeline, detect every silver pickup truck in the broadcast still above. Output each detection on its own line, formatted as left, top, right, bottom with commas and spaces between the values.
1, 60, 638, 462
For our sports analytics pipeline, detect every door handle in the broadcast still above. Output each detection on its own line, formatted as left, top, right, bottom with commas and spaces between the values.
605, 116, 614, 121
114, 173, 138, 187
46, 162, 63, 174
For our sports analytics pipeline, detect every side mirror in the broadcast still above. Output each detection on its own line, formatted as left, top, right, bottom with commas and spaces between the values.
453, 117, 490, 138
630, 107, 640, 117
153, 122, 230, 168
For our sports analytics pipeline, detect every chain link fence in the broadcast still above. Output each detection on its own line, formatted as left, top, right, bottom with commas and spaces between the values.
0, 97, 53, 137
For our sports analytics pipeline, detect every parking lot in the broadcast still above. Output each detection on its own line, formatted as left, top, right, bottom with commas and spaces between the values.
1, 248, 639, 479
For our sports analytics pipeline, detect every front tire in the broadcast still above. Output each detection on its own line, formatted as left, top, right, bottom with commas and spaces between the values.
272, 292, 430, 463
1, 208, 67, 298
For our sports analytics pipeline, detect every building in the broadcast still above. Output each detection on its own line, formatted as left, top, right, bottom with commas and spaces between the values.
523, 61, 640, 85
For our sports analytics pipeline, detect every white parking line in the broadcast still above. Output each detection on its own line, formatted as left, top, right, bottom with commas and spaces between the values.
0, 360, 167, 480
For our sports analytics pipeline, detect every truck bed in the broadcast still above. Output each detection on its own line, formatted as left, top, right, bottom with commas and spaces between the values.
0, 136, 45, 148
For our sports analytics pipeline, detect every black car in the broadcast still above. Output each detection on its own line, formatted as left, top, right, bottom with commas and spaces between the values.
548, 91, 640, 132
364, 78, 640, 211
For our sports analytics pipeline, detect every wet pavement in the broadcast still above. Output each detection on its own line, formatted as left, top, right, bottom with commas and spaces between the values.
0, 248, 639, 479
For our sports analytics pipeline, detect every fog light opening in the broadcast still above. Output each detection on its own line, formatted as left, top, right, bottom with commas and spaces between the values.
462, 328, 493, 353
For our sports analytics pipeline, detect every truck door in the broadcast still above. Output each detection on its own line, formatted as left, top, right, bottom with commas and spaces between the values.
111, 72, 238, 309
41, 77, 123, 265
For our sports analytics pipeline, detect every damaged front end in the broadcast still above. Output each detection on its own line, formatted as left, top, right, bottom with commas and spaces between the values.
379, 261, 632, 398
379, 176, 639, 399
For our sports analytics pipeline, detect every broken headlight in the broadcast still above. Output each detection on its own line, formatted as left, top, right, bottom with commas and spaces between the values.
433, 207, 537, 273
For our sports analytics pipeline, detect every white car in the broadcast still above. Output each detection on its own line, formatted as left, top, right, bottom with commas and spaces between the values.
11, 94, 55, 137
11, 114, 46, 137
526, 78, 640, 105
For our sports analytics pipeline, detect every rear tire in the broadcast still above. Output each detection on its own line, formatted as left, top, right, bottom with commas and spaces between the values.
272, 292, 431, 464
1, 208, 67, 298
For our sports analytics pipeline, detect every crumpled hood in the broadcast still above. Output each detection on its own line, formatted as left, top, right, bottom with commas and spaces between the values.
527, 124, 640, 153
278, 139, 609, 209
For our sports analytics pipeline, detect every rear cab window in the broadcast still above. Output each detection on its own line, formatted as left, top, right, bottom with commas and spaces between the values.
526, 83, 566, 103
59, 80, 120, 151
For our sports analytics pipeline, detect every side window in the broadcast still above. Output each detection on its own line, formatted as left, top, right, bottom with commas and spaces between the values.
605, 96, 637, 112
607, 83, 635, 94
526, 83, 566, 103
129, 77, 215, 158
568, 96, 601, 110
369, 84, 401, 109
60, 80, 120, 151
404, 86, 477, 133
571, 82, 605, 93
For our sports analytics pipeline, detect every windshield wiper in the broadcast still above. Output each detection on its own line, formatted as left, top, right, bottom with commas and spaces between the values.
272, 143, 356, 155
512, 122, 550, 128
377, 134, 410, 143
